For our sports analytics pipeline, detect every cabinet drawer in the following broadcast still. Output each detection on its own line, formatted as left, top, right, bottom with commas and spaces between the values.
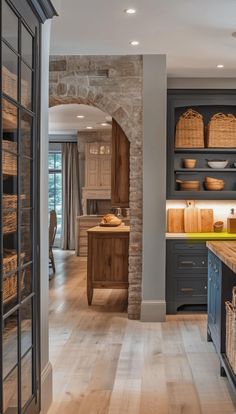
176, 277, 208, 298
170, 240, 206, 252
174, 253, 207, 272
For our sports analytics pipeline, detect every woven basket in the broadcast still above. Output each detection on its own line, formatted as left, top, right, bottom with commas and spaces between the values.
2, 65, 29, 108
3, 195, 18, 234
175, 109, 204, 148
2, 140, 17, 176
207, 113, 236, 148
3, 250, 25, 304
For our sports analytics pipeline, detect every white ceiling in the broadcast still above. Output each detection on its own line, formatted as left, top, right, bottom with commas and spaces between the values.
49, 103, 112, 134
51, 0, 236, 77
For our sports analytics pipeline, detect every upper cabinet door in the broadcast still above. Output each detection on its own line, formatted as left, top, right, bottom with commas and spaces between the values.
111, 119, 130, 207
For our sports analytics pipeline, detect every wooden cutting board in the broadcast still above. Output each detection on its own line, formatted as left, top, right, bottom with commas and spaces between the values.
184, 202, 199, 233
198, 209, 214, 232
167, 209, 184, 233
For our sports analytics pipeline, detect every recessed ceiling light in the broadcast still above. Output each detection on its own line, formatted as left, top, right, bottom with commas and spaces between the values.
129, 40, 139, 46
216, 64, 224, 68
101, 123, 109, 126
124, 8, 136, 14
86, 126, 93, 129
77, 115, 85, 118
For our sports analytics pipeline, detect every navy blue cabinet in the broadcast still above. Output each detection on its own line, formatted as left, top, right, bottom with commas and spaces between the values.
166, 240, 208, 314
207, 248, 236, 389
207, 251, 222, 354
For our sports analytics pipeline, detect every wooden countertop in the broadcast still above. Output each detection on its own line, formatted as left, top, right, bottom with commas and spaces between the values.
166, 232, 236, 240
207, 241, 236, 274
87, 225, 130, 233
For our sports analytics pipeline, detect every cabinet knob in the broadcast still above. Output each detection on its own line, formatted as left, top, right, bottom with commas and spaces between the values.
204, 286, 207, 290
202, 261, 205, 265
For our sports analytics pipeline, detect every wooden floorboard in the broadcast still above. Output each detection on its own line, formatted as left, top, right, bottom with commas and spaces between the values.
48, 250, 236, 414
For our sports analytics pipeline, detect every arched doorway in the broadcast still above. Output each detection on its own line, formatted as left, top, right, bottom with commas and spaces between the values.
49, 58, 143, 320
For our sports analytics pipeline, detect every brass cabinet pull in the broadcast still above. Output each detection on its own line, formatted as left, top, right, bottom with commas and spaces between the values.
180, 261, 194, 266
181, 288, 194, 292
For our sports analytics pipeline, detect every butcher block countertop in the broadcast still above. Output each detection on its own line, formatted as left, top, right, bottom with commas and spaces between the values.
166, 232, 236, 240
207, 241, 236, 274
87, 225, 130, 233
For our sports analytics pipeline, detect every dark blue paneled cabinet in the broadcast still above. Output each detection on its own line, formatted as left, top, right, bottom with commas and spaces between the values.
207, 249, 236, 388
207, 251, 222, 354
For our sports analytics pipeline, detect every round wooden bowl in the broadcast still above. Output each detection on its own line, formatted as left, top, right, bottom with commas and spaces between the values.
205, 176, 224, 184
183, 159, 197, 169
204, 181, 224, 191
176, 180, 200, 191
213, 221, 224, 232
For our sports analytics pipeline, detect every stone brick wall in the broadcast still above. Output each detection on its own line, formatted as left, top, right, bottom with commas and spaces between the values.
49, 55, 143, 319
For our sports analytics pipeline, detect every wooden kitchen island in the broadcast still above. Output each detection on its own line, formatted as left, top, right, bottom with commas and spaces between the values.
207, 241, 236, 392
87, 225, 130, 305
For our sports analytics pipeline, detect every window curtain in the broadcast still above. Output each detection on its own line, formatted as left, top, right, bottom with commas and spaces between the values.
61, 143, 82, 250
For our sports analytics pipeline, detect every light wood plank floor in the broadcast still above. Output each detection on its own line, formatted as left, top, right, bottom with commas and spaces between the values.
48, 250, 236, 414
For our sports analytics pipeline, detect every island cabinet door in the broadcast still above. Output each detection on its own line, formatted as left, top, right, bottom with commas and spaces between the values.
112, 236, 129, 283
91, 235, 112, 281
208, 251, 222, 353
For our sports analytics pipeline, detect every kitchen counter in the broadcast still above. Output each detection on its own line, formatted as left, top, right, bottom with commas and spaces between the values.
166, 232, 236, 240
87, 225, 130, 233
206, 241, 236, 274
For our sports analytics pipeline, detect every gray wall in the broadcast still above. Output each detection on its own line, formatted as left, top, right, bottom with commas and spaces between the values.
40, 20, 53, 414
141, 55, 167, 322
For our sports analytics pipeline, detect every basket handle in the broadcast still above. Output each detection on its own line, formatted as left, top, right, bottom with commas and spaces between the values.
181, 109, 202, 119
211, 113, 236, 121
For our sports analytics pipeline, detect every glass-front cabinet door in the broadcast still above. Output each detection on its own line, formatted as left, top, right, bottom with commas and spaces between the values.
0, 0, 56, 412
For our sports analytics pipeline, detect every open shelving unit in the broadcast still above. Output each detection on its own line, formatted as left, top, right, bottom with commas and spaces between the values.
167, 90, 236, 200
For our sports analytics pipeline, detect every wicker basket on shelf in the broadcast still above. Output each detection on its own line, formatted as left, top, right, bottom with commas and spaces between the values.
3, 250, 25, 304
2, 140, 17, 176
3, 195, 17, 234
225, 287, 236, 374
175, 109, 205, 148
207, 113, 236, 148
2, 65, 29, 108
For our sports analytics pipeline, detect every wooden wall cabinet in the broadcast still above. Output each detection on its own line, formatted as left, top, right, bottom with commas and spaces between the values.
87, 227, 129, 305
111, 119, 130, 207
85, 142, 111, 188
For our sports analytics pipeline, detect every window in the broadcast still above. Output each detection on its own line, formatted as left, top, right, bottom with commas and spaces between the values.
48, 151, 62, 246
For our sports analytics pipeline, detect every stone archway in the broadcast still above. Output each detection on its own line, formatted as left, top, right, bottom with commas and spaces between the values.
49, 55, 143, 319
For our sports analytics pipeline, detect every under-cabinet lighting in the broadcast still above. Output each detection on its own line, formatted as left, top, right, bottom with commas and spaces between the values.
77, 115, 85, 118
216, 64, 224, 68
86, 126, 93, 129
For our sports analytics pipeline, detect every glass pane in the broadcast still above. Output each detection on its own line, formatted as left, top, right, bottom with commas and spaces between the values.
21, 350, 33, 408
2, 246, 18, 312
22, 24, 33, 67
48, 154, 55, 169
3, 311, 18, 379
2, 43, 18, 101
2, 99, 18, 151
2, 0, 18, 51
21, 111, 33, 158
21, 209, 32, 264
21, 157, 32, 208
3, 367, 18, 414
21, 265, 32, 301
21, 62, 32, 110
21, 299, 32, 356
55, 153, 62, 169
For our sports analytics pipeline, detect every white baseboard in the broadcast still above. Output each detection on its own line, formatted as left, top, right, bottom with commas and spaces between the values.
141, 300, 166, 322
40, 361, 53, 414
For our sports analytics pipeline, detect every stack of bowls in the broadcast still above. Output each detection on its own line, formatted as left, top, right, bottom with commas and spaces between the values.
204, 176, 225, 191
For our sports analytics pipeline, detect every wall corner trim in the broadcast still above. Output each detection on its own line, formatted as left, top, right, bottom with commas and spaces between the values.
141, 300, 166, 322
41, 361, 53, 414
